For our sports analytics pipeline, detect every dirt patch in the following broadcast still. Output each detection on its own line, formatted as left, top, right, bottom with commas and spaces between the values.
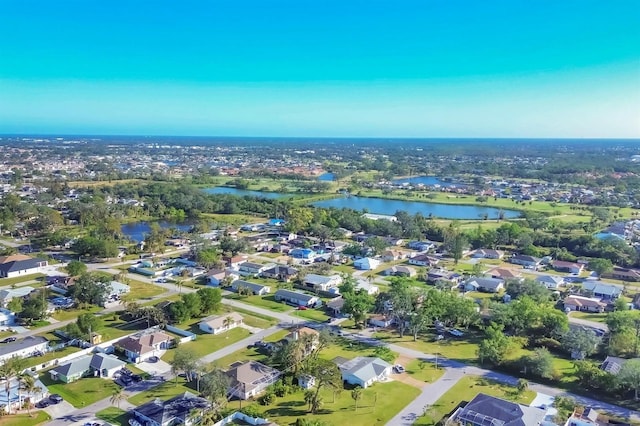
392, 355, 426, 389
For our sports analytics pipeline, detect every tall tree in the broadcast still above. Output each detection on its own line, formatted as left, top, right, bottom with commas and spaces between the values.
303, 359, 342, 414
618, 359, 640, 400
351, 386, 363, 411
197, 287, 222, 314
561, 328, 601, 360
0, 357, 26, 415
110, 387, 126, 409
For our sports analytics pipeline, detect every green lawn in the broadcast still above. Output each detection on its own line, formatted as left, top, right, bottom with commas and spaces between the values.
0, 273, 45, 287
569, 312, 609, 324
404, 359, 446, 383
39, 375, 122, 408
96, 407, 129, 425
374, 330, 482, 364
261, 381, 420, 426
128, 377, 195, 405
51, 305, 102, 321
127, 279, 167, 300
0, 411, 51, 426
292, 308, 330, 322
162, 326, 251, 362
416, 375, 536, 425
225, 294, 293, 313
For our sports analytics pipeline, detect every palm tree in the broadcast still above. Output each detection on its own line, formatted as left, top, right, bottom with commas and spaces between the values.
110, 387, 126, 409
18, 374, 36, 416
0, 358, 25, 415
351, 386, 363, 411
175, 277, 184, 294
304, 389, 315, 411
222, 316, 233, 331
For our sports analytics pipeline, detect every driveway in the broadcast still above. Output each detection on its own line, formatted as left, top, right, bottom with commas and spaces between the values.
44, 400, 75, 420
136, 358, 172, 375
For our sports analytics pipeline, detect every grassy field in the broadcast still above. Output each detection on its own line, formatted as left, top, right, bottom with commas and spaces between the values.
404, 358, 446, 383
126, 279, 167, 300
162, 326, 251, 362
96, 407, 129, 425
0, 411, 51, 426
40, 375, 121, 408
229, 306, 279, 329
51, 305, 102, 321
416, 375, 536, 425
225, 294, 293, 313
569, 311, 608, 323
292, 308, 331, 322
128, 377, 195, 405
374, 330, 481, 364
0, 273, 45, 287
261, 381, 420, 426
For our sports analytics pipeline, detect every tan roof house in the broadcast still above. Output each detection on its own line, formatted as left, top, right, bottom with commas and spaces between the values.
225, 361, 281, 400
198, 312, 244, 335
116, 331, 173, 363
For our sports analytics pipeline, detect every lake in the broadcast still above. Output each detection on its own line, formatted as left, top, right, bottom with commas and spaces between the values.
318, 173, 336, 181
392, 176, 464, 187
311, 196, 520, 220
121, 220, 195, 242
203, 187, 285, 199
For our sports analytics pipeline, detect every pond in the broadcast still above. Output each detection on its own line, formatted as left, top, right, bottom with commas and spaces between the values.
392, 176, 464, 187
121, 220, 195, 242
318, 173, 336, 181
311, 196, 520, 220
203, 187, 285, 199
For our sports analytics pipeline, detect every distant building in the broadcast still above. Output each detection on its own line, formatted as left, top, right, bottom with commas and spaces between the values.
563, 295, 606, 313
274, 289, 320, 307
230, 280, 271, 296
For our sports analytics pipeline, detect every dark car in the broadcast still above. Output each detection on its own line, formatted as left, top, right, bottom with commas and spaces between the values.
131, 374, 142, 382
49, 394, 63, 404
120, 375, 133, 385
147, 356, 159, 363
0, 337, 17, 343
121, 368, 132, 376
35, 399, 50, 408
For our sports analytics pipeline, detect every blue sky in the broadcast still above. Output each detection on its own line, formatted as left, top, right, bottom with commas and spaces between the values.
1, 0, 638, 137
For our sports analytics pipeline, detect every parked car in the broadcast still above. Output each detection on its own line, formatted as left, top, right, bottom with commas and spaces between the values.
147, 356, 159, 363
132, 374, 142, 382
448, 329, 464, 337
35, 399, 50, 408
0, 337, 16, 343
394, 364, 405, 374
49, 394, 63, 404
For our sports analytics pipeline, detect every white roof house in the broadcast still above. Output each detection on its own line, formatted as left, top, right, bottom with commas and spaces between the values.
334, 356, 392, 388
353, 257, 381, 271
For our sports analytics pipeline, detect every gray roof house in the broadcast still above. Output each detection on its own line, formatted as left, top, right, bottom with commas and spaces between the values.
582, 281, 622, 299
464, 277, 504, 293
601, 356, 630, 375
131, 391, 210, 426
274, 289, 320, 307
448, 393, 546, 426
0, 286, 37, 307
231, 280, 271, 296
0, 255, 48, 278
50, 352, 125, 383
536, 275, 565, 289
0, 335, 48, 363
225, 361, 282, 400
334, 356, 392, 389
302, 274, 342, 292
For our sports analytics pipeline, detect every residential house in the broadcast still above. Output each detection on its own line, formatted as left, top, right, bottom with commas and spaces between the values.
302, 274, 342, 292
381, 250, 407, 262
536, 275, 565, 289
333, 356, 392, 389
582, 281, 622, 300
472, 249, 504, 259
130, 392, 210, 426
213, 412, 276, 426
0, 286, 36, 308
563, 295, 606, 313
407, 240, 434, 251
355, 279, 379, 295
284, 327, 320, 354
223, 255, 247, 269
50, 352, 125, 383
116, 331, 173, 363
206, 269, 227, 286
605, 267, 640, 282
353, 257, 381, 271
0, 375, 48, 414
0, 254, 48, 278
552, 260, 584, 274
600, 356, 629, 375
238, 262, 270, 277
408, 254, 440, 267
510, 254, 541, 269
274, 289, 320, 308
106, 281, 130, 301
198, 312, 244, 335
289, 248, 316, 260
368, 314, 394, 328
463, 277, 505, 293
383, 265, 417, 277
0, 336, 48, 363
447, 393, 546, 426
326, 297, 345, 317
427, 269, 463, 285
0, 308, 15, 326
489, 268, 522, 281
230, 280, 271, 296
225, 361, 281, 400
564, 407, 608, 426
261, 265, 298, 282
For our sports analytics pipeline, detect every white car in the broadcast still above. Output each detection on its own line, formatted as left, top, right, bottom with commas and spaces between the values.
394, 364, 405, 374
